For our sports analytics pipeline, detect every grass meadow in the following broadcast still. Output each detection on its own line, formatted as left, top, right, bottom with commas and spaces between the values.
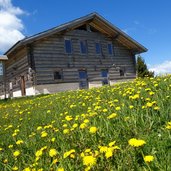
0, 75, 171, 171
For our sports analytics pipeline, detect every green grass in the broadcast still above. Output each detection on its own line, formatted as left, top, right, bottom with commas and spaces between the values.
0, 75, 171, 171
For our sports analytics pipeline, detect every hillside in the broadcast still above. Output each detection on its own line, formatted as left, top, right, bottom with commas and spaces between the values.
0, 75, 171, 171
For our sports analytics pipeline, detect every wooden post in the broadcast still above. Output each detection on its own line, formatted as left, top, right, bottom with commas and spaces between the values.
0, 55, 8, 99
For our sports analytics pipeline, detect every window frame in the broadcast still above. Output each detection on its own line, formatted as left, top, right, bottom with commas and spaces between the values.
64, 39, 72, 54
95, 42, 102, 55
53, 69, 63, 80
107, 43, 113, 55
80, 40, 88, 54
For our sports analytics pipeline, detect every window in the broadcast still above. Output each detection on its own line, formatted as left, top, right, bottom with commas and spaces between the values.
95, 43, 101, 54
54, 70, 63, 80
120, 69, 125, 76
80, 40, 87, 54
108, 44, 113, 55
65, 39, 72, 53
101, 69, 109, 85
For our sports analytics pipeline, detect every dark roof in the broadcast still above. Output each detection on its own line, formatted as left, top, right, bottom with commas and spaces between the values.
4, 12, 147, 55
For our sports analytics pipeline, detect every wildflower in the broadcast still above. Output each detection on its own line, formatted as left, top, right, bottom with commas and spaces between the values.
83, 119, 89, 123
63, 129, 69, 134
109, 141, 116, 147
52, 158, 58, 164
80, 123, 87, 129
99, 146, 108, 153
57, 168, 64, 171
8, 144, 13, 148
41, 131, 48, 138
89, 127, 97, 133
144, 155, 154, 162
154, 106, 160, 110
166, 121, 171, 129
105, 149, 113, 159
51, 137, 56, 142
128, 138, 146, 147
62, 124, 68, 128
85, 149, 91, 153
63, 149, 75, 158
129, 105, 134, 109
13, 150, 20, 157
72, 123, 78, 128
16, 140, 24, 145
3, 159, 8, 164
107, 113, 117, 119
37, 126, 43, 131
65, 115, 73, 121
49, 149, 57, 157
23, 167, 31, 171
35, 150, 43, 157
115, 107, 121, 111
12, 166, 18, 170
83, 156, 96, 166
146, 102, 153, 107
103, 109, 108, 112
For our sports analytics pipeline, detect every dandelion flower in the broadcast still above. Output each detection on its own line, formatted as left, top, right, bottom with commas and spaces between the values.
35, 150, 43, 157
49, 149, 57, 157
83, 156, 96, 166
128, 138, 146, 147
16, 140, 24, 145
57, 168, 64, 171
166, 121, 171, 129
41, 131, 48, 138
13, 150, 20, 157
144, 155, 154, 162
107, 113, 117, 119
105, 149, 113, 159
12, 166, 18, 170
89, 127, 97, 133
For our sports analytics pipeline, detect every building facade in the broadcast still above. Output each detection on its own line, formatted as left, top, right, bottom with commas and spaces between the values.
0, 13, 147, 98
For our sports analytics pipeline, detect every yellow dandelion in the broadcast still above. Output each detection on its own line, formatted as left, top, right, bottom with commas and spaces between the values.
166, 121, 171, 129
144, 155, 154, 162
8, 144, 13, 148
57, 168, 64, 171
41, 131, 48, 138
89, 127, 97, 133
16, 140, 24, 145
80, 123, 87, 129
12, 166, 18, 170
63, 129, 69, 134
115, 107, 121, 111
109, 141, 116, 147
105, 149, 113, 159
107, 113, 117, 119
83, 156, 96, 166
13, 150, 20, 157
35, 150, 43, 157
128, 138, 146, 147
49, 149, 57, 157
23, 167, 31, 171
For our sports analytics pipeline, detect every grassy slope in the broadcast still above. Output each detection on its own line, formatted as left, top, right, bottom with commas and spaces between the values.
0, 76, 171, 171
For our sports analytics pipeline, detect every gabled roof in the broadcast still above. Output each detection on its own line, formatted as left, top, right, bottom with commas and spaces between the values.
5, 12, 147, 55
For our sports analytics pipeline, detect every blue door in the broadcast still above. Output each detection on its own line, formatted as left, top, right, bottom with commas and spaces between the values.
101, 69, 109, 85
78, 70, 88, 89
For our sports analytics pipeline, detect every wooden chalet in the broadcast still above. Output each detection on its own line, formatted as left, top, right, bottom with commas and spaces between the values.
0, 12, 147, 98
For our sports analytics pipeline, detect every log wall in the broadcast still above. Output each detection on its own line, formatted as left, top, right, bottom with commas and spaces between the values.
33, 29, 136, 85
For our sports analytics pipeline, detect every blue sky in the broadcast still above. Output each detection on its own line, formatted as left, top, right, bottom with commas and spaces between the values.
0, 0, 171, 74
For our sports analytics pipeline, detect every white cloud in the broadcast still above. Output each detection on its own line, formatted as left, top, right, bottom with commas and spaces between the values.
0, 0, 25, 53
149, 60, 171, 75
